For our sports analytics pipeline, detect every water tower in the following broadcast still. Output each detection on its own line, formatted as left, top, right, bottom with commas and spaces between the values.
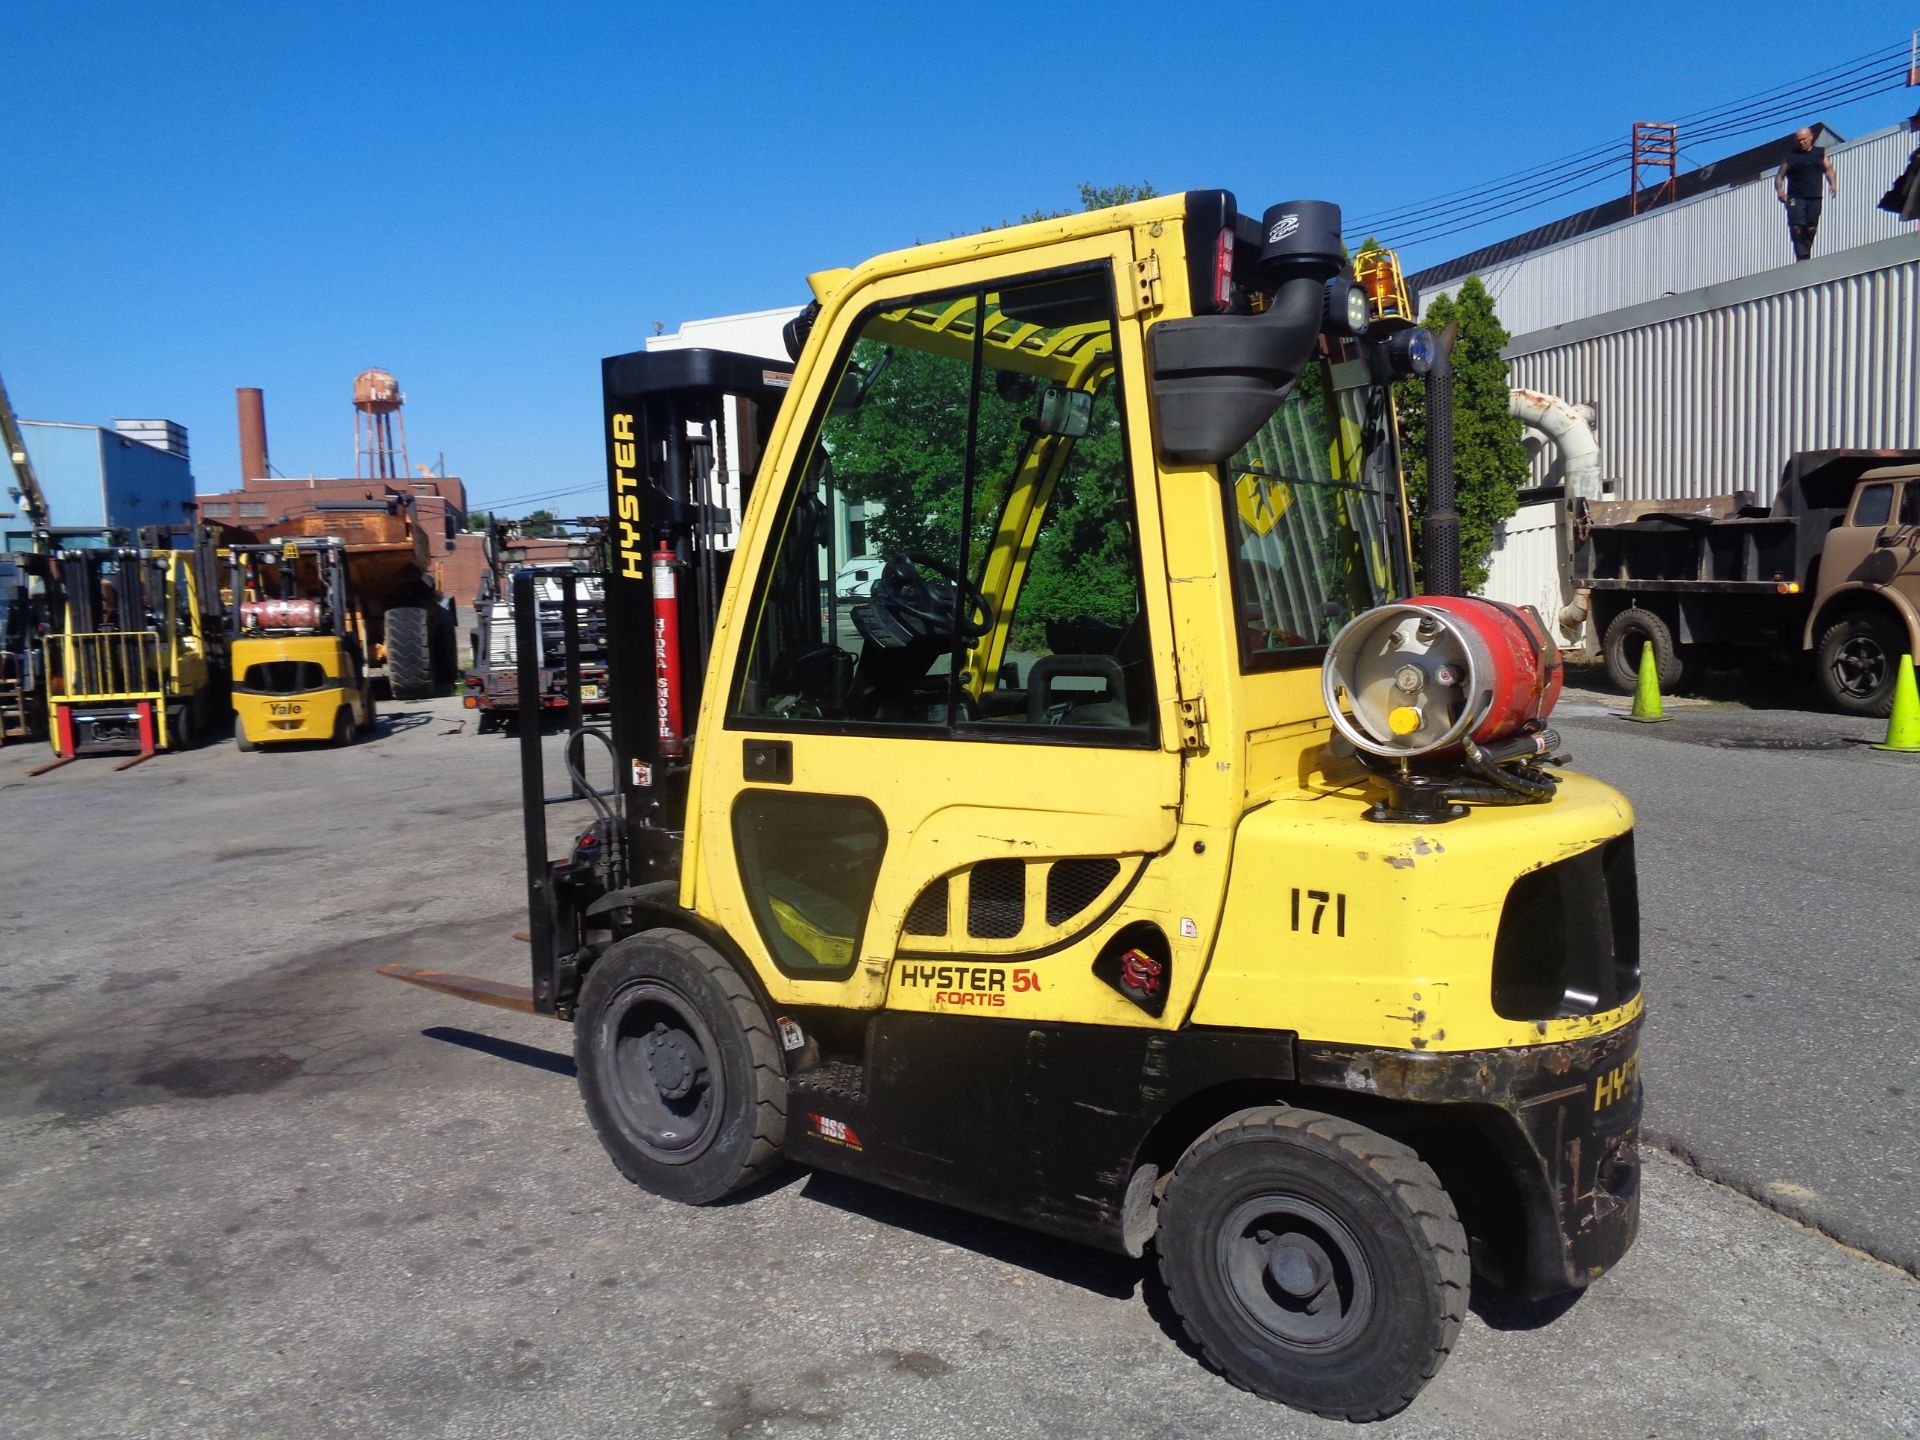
353, 367, 411, 482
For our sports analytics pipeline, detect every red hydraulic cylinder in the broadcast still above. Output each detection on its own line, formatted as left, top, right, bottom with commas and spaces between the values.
651, 543, 687, 758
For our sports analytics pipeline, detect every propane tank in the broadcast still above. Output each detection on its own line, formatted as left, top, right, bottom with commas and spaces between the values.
1322, 596, 1562, 760
239, 598, 323, 633
651, 543, 686, 758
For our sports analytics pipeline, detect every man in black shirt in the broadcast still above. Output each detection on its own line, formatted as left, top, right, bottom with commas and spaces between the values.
1776, 127, 1839, 261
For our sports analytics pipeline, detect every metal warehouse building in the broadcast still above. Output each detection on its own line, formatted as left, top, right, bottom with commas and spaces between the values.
1411, 122, 1920, 505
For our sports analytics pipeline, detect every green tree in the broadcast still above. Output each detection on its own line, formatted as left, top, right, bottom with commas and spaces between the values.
521, 508, 559, 538
1396, 275, 1528, 594
466, 509, 492, 533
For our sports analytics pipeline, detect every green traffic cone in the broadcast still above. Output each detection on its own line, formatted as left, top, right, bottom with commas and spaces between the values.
1873, 653, 1920, 753
1623, 640, 1669, 723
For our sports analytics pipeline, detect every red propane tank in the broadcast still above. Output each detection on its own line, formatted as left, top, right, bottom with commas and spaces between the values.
1323, 596, 1562, 758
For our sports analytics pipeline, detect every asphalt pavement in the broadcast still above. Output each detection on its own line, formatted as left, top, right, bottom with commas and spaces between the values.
1551, 673, 1920, 1276
1, 685, 1917, 1438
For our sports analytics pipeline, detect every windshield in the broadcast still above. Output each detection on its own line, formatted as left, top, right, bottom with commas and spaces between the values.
1222, 356, 1402, 669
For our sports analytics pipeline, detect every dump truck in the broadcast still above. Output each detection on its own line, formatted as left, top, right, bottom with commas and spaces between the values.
1568, 449, 1920, 715
227, 537, 378, 748
242, 496, 453, 702
382, 192, 1643, 1420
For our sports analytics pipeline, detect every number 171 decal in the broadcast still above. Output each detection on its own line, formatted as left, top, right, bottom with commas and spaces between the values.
1290, 888, 1347, 937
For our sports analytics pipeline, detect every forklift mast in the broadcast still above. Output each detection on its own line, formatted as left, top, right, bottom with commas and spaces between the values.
600, 348, 793, 886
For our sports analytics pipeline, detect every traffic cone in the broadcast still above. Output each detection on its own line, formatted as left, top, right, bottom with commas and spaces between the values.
1623, 641, 1669, 723
1873, 653, 1920, 753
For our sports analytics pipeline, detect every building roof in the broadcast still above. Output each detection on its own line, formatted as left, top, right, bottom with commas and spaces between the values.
1407, 124, 1845, 292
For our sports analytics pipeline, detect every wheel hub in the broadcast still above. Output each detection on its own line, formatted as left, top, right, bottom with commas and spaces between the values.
1265, 1238, 1332, 1301
643, 1023, 700, 1100
1220, 1197, 1373, 1348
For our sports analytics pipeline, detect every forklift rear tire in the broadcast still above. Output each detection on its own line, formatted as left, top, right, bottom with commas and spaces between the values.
235, 725, 258, 753
385, 606, 434, 701
575, 929, 787, 1204
1155, 1106, 1468, 1422
332, 707, 354, 746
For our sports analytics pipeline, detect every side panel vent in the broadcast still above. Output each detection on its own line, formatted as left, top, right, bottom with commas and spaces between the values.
967, 859, 1026, 939
1046, 858, 1122, 924
904, 878, 949, 936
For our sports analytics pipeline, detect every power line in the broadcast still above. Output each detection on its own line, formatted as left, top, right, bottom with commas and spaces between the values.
1343, 39, 1909, 241
1355, 65, 1911, 253
469, 481, 603, 513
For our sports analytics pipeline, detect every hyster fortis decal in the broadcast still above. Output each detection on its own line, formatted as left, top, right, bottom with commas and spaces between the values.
895, 963, 1042, 1008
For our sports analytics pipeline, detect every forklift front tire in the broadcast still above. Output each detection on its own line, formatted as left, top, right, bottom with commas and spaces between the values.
575, 929, 787, 1205
1155, 1106, 1468, 1422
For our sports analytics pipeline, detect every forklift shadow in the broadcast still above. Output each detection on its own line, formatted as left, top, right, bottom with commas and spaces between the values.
794, 1170, 1142, 1301
1468, 1284, 1585, 1331
423, 1025, 574, 1077
370, 709, 437, 738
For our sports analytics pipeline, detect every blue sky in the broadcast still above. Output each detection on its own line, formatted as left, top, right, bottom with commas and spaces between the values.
4, 1, 1913, 516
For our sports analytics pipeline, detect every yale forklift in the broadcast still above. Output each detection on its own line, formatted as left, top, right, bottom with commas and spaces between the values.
384, 191, 1643, 1420
228, 538, 376, 748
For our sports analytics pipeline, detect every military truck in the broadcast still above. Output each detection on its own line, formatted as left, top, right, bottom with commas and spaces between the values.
1572, 449, 1920, 715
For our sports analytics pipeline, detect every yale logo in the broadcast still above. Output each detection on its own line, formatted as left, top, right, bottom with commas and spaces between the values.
610, 412, 644, 580
1593, 1054, 1639, 1112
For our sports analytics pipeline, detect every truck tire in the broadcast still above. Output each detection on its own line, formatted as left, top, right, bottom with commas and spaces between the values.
384, 606, 434, 701
1156, 1106, 1468, 1422
575, 929, 787, 1205
1816, 611, 1902, 717
1602, 607, 1697, 694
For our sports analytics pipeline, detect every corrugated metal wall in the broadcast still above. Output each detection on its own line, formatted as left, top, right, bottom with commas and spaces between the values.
1508, 251, 1920, 502
1479, 497, 1569, 636
1420, 126, 1916, 335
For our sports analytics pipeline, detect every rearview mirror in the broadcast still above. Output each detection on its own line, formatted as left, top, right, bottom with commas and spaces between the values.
1031, 385, 1093, 439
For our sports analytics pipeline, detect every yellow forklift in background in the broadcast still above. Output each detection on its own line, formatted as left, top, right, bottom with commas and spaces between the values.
36, 533, 226, 771
228, 537, 376, 749
384, 192, 1642, 1420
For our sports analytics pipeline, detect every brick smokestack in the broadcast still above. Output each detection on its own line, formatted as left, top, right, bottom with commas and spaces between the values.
237, 387, 269, 486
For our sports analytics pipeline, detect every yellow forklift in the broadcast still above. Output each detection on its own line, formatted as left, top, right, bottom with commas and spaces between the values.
228, 537, 376, 748
36, 533, 226, 771
384, 192, 1642, 1420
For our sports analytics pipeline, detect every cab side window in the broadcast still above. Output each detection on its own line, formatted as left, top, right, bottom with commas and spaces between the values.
1853, 483, 1894, 529
729, 270, 1153, 742
1899, 483, 1920, 527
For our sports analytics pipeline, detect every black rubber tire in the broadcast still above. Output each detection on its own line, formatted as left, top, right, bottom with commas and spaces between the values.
1601, 606, 1695, 694
385, 606, 434, 701
234, 722, 258, 752
1816, 610, 1903, 718
1156, 1106, 1469, 1422
575, 928, 787, 1204
331, 706, 354, 746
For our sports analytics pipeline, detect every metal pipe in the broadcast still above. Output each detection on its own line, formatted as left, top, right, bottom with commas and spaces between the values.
236, 388, 269, 485
1422, 348, 1461, 596
1509, 388, 1602, 501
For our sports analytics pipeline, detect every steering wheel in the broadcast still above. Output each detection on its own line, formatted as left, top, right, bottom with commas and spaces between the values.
870, 550, 994, 644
